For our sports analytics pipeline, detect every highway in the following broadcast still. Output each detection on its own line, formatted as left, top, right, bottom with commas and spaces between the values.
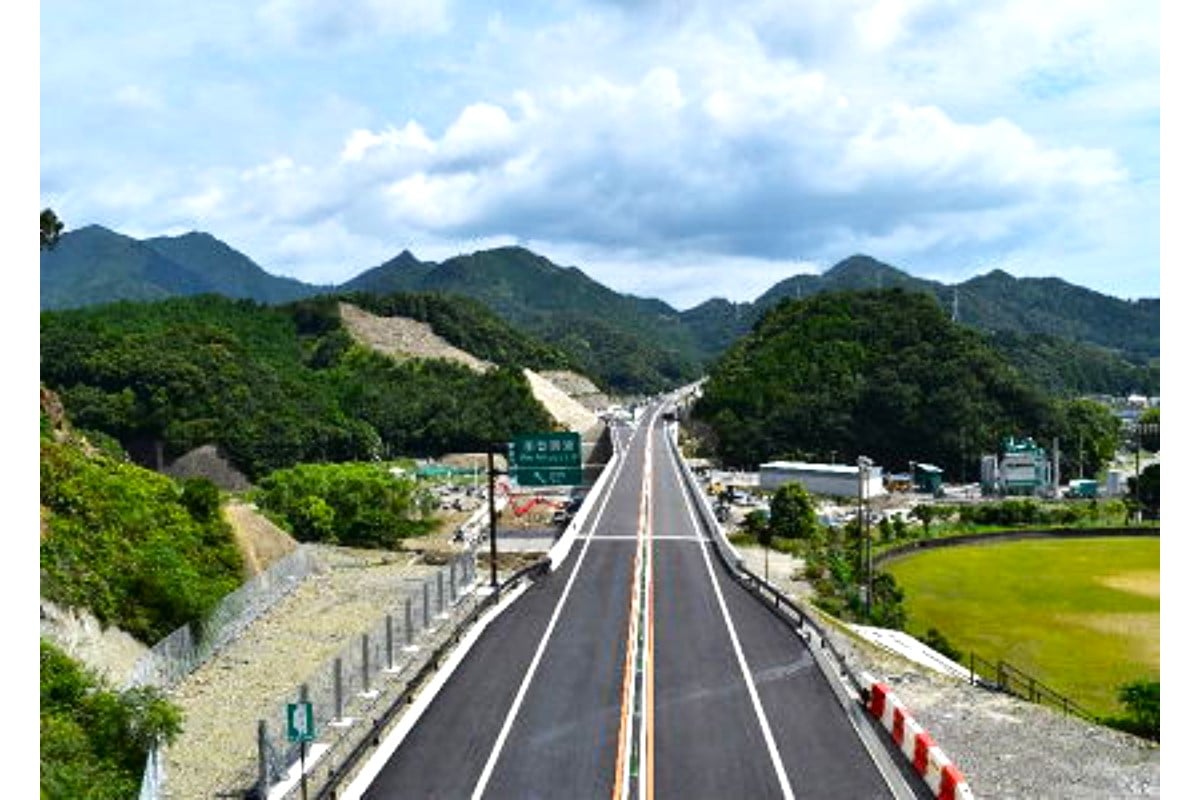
350, 402, 909, 799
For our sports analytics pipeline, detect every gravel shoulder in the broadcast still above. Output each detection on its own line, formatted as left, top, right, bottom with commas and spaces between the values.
162, 544, 461, 798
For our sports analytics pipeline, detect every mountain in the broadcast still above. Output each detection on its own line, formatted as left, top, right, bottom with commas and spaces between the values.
40, 293, 558, 479
338, 249, 438, 293
953, 270, 1160, 364
692, 288, 1061, 472
42, 225, 1159, 396
144, 231, 326, 304
40, 225, 327, 310
691, 255, 1156, 371
752, 254, 939, 312
340, 246, 705, 394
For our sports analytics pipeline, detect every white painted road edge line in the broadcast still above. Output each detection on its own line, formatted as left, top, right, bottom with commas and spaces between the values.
469, 411, 639, 800
338, 581, 532, 800
664, 424, 797, 800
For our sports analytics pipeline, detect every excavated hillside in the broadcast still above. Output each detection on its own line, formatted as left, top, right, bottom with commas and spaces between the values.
337, 302, 601, 435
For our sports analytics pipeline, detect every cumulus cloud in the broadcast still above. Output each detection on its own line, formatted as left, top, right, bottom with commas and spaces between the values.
41, 0, 1158, 302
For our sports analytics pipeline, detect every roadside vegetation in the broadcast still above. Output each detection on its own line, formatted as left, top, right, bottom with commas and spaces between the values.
41, 641, 183, 799
40, 293, 557, 480
252, 461, 438, 548
40, 398, 228, 797
735, 481, 1159, 736
40, 414, 243, 645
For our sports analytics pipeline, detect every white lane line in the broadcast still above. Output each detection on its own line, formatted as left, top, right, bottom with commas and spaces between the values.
469, 410, 643, 800
589, 535, 703, 541
337, 581, 531, 800
662, 426, 797, 800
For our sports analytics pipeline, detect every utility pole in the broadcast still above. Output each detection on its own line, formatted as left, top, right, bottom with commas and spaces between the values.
858, 455, 874, 619
487, 447, 502, 588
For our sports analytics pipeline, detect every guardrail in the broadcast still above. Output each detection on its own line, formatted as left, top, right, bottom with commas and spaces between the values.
663, 423, 865, 704
222, 553, 487, 799
297, 557, 549, 800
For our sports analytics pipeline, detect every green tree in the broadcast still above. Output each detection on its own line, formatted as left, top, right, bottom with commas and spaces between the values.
1128, 463, 1160, 521
41, 207, 64, 250
1137, 407, 1160, 454
1110, 679, 1159, 740
768, 483, 818, 540
741, 508, 773, 581
1060, 398, 1122, 479
41, 640, 183, 798
911, 504, 935, 537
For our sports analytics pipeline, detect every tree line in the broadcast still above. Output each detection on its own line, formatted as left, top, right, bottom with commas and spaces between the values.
692, 289, 1125, 479
40, 293, 558, 480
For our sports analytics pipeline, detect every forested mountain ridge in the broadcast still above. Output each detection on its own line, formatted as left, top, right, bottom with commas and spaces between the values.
39, 293, 559, 479
42, 225, 1158, 396
41, 225, 328, 309
345, 245, 704, 394
691, 288, 1064, 474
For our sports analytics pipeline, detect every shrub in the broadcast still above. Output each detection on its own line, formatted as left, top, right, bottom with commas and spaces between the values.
255, 462, 437, 548
918, 627, 962, 662
41, 640, 183, 799
1105, 679, 1159, 740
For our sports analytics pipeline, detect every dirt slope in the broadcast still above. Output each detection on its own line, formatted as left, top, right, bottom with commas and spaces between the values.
338, 302, 492, 373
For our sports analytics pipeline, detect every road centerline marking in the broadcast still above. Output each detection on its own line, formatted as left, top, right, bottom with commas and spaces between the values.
613, 407, 659, 800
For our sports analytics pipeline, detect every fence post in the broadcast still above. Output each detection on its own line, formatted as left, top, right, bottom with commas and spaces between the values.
437, 570, 445, 616
257, 719, 270, 797
423, 581, 431, 629
334, 657, 344, 721
385, 614, 394, 670
405, 597, 416, 651
361, 634, 370, 695
451, 559, 458, 602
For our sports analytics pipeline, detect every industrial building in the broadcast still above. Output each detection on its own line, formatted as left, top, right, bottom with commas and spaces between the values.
981, 437, 1054, 497
759, 461, 886, 499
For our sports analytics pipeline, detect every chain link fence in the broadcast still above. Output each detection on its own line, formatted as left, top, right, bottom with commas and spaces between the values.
125, 545, 322, 692
219, 552, 480, 799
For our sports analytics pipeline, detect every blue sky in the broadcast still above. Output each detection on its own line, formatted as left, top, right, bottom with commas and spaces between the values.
38, 0, 1161, 308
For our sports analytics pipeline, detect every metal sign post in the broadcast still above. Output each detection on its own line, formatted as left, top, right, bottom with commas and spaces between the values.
287, 702, 315, 800
488, 448, 499, 588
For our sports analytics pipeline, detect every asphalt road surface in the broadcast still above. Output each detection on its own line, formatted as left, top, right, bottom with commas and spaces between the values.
355, 403, 901, 799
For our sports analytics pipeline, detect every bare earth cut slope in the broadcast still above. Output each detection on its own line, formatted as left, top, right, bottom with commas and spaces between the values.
337, 302, 600, 435
338, 301, 492, 373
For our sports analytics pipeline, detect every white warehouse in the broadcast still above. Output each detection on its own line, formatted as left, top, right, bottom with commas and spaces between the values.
759, 461, 887, 499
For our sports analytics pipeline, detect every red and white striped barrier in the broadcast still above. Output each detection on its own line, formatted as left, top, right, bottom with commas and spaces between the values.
861, 673, 975, 800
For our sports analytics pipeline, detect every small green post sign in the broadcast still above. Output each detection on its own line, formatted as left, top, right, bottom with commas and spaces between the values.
287, 702, 315, 743
508, 432, 583, 486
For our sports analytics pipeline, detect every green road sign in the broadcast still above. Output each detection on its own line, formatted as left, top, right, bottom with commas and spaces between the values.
287, 702, 315, 743
508, 432, 583, 486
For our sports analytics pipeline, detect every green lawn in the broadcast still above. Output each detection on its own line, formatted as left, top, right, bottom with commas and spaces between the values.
884, 537, 1159, 715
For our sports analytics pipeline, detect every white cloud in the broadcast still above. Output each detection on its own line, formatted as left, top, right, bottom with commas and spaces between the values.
40, 0, 1159, 303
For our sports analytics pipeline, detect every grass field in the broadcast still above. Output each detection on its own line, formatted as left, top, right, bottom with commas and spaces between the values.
884, 536, 1159, 716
